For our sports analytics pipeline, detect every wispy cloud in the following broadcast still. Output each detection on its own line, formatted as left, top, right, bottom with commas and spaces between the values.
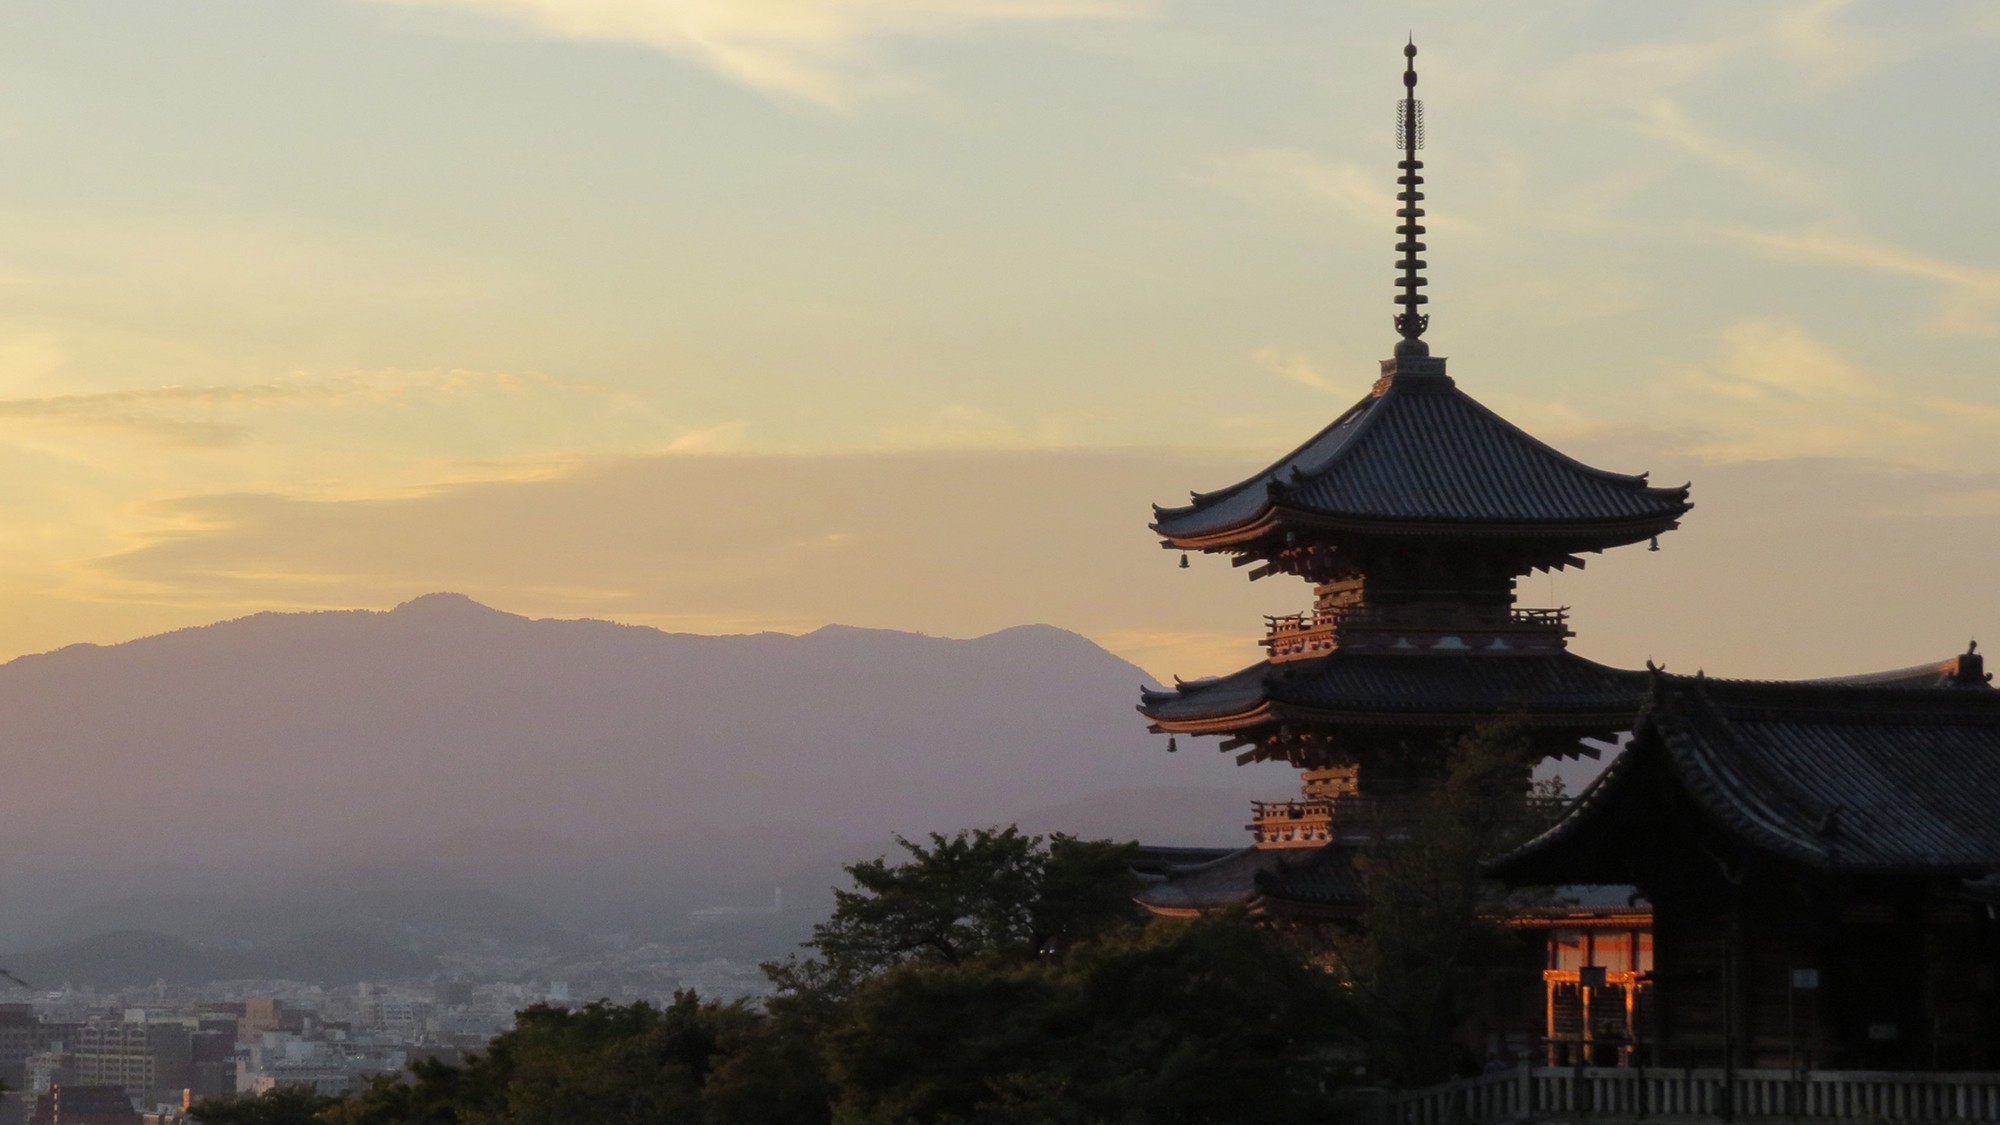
1766, 0, 1894, 94
875, 403, 1098, 449
1662, 319, 1994, 464
363, 0, 1146, 109
0, 369, 609, 450
1736, 228, 2000, 336
0, 382, 336, 448
1634, 99, 1834, 211
663, 420, 748, 453
1526, 1, 1895, 211
1251, 346, 1335, 393
1198, 148, 1466, 234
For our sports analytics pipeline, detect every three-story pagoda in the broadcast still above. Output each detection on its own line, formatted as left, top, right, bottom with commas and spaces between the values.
1136, 42, 1690, 917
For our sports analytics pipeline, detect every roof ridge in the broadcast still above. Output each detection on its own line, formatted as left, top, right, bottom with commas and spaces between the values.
1157, 391, 1379, 517
1443, 383, 1685, 495
1655, 680, 1836, 867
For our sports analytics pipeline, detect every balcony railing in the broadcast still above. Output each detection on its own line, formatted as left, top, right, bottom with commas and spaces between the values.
1262, 605, 1572, 660
1250, 794, 1575, 848
1334, 1063, 2000, 1125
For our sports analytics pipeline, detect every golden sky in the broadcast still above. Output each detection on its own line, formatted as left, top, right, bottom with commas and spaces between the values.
4, 0, 2000, 682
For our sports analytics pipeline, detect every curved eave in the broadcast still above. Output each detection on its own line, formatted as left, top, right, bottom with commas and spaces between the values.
1244, 893, 1363, 922
1143, 701, 1637, 737
1147, 395, 1382, 531
1155, 504, 1690, 555
1486, 730, 1648, 883
1493, 674, 2000, 882
1648, 693, 2000, 877
1139, 704, 1278, 736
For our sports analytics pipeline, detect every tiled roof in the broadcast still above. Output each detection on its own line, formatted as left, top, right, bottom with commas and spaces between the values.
1254, 842, 1366, 909
1134, 847, 1287, 912
1491, 673, 2000, 879
1138, 651, 1651, 729
1133, 843, 1365, 914
1151, 371, 1690, 542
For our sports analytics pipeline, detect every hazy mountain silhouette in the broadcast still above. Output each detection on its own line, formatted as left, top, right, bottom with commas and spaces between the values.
0, 595, 1267, 947
6, 928, 438, 988
19, 862, 582, 955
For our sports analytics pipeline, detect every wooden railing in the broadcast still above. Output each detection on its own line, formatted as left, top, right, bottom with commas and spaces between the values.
1263, 606, 1570, 634
1334, 1063, 2000, 1124
1262, 605, 1572, 661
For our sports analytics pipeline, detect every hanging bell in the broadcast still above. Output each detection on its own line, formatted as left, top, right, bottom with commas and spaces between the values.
1648, 536, 1660, 553
1178, 553, 1190, 569
1166, 736, 1179, 753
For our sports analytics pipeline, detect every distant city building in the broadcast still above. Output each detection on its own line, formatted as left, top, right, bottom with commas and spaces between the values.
236, 1033, 404, 1098
70, 1019, 189, 1105
27, 1083, 138, 1125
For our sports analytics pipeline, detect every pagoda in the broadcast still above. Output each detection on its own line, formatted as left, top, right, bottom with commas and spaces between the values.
1135, 42, 1690, 919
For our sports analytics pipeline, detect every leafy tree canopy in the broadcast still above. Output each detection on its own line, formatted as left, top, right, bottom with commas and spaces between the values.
803, 827, 1141, 983
824, 915, 1349, 1125
322, 994, 755, 1125
1325, 719, 1561, 1085
191, 1086, 342, 1125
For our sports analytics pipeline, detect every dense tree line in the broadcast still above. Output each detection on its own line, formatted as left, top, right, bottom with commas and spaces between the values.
194, 727, 1556, 1124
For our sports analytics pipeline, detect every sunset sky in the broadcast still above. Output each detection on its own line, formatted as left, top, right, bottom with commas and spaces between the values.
5, 0, 2000, 683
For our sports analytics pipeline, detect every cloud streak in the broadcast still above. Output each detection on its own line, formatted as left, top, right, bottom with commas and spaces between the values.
1737, 228, 2000, 336
1660, 319, 2000, 465
0, 370, 592, 448
364, 0, 1146, 108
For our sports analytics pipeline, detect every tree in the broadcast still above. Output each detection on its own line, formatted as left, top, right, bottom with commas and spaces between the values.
803, 827, 1141, 983
278, 825, 1359, 1122
823, 916, 1349, 1125
190, 1086, 341, 1125
1325, 719, 1556, 1085
705, 827, 1146, 1122
325, 995, 757, 1125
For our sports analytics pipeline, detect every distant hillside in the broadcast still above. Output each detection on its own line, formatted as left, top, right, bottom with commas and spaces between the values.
5, 928, 437, 988
20, 862, 582, 956
0, 596, 1269, 944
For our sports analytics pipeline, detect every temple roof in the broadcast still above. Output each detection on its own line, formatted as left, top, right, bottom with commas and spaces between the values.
1151, 369, 1691, 551
1139, 650, 1650, 735
1491, 669, 2000, 882
1134, 843, 1364, 918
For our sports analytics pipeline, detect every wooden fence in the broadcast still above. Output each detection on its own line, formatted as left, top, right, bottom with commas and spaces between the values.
1336, 1063, 2000, 1124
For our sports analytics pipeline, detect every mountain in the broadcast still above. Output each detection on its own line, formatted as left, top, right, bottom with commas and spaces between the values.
18, 862, 583, 956
0, 596, 1268, 948
6, 928, 438, 988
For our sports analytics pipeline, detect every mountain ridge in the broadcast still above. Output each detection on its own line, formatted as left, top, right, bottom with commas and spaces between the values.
0, 595, 1264, 948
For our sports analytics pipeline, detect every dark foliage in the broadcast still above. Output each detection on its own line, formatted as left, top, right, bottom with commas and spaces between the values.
824, 916, 1347, 1124
191, 1085, 341, 1125
804, 827, 1142, 980
324, 994, 754, 1125
1322, 720, 1560, 1085
252, 825, 1371, 1123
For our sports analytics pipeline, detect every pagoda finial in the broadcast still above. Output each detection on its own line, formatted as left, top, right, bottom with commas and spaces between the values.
1393, 39, 1430, 358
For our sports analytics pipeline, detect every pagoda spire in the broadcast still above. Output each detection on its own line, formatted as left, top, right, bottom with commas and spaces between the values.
1393, 39, 1430, 358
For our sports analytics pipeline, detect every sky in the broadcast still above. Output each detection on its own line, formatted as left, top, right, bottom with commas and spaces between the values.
4, 0, 2000, 683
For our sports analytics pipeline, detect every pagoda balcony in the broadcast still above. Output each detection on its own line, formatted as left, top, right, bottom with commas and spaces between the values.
1250, 793, 1574, 848
1262, 604, 1572, 662
1248, 796, 1375, 848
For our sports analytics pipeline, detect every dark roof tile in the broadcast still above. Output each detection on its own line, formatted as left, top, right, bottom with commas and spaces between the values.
1139, 651, 1650, 727
1152, 375, 1689, 541
1493, 675, 2000, 879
